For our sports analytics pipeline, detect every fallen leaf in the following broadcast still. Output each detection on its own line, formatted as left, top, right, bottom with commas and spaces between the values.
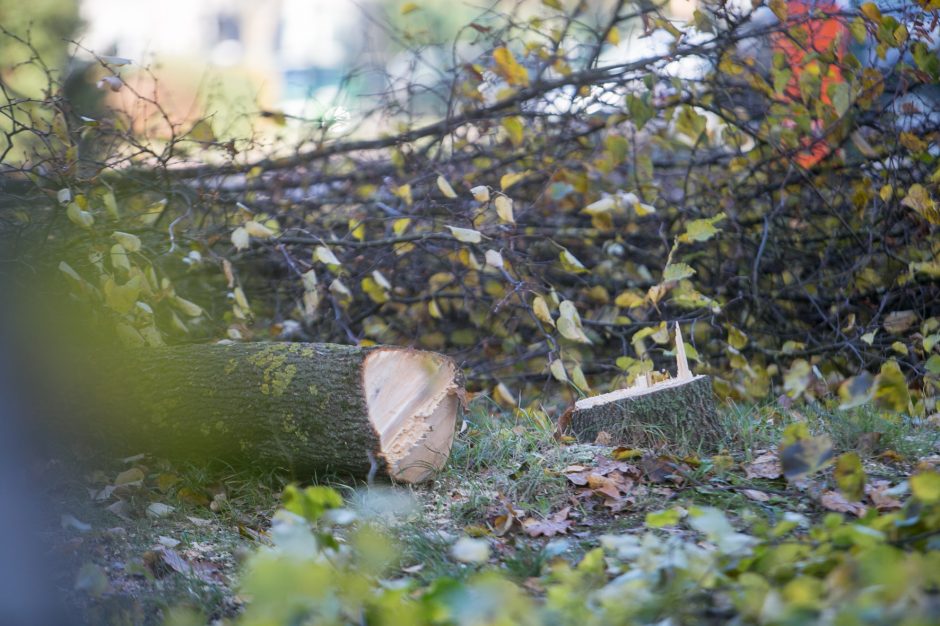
587, 473, 623, 499
106, 500, 131, 520
612, 447, 643, 461
820, 490, 867, 516
451, 537, 490, 563
741, 489, 771, 502
745, 452, 783, 479
594, 431, 613, 445
74, 563, 109, 597
641, 455, 688, 484
523, 507, 572, 538
866, 480, 903, 511
147, 502, 176, 518
61, 514, 91, 532
114, 467, 144, 487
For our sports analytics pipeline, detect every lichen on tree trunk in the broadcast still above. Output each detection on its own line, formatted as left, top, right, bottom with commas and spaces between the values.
562, 375, 721, 453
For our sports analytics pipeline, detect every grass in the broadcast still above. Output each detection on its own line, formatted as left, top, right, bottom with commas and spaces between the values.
51, 397, 938, 624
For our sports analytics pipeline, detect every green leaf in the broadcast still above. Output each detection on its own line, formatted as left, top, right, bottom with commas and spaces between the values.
911, 471, 940, 504
834, 452, 866, 502
645, 508, 681, 528
282, 485, 343, 522
873, 360, 910, 412
188, 119, 216, 142
678, 213, 726, 243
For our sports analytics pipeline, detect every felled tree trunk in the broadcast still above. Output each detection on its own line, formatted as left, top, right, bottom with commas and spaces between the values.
559, 324, 721, 452
98, 343, 463, 483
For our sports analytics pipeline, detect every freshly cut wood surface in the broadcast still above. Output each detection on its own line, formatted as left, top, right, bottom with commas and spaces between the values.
99, 342, 463, 483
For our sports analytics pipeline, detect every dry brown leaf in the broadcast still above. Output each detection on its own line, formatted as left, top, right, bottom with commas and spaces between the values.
745, 452, 783, 479
741, 489, 771, 502
866, 480, 902, 511
594, 431, 613, 445
641, 456, 688, 484
522, 507, 572, 537
820, 490, 867, 517
587, 473, 622, 499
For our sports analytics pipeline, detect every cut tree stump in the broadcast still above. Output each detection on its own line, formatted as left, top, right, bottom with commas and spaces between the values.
559, 324, 721, 452
98, 342, 463, 483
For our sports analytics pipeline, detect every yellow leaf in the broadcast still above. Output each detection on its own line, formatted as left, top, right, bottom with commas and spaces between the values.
484, 249, 504, 269
502, 116, 524, 146
392, 218, 411, 235
110, 244, 131, 273
614, 290, 645, 308
500, 171, 526, 191
860, 2, 882, 22
470, 186, 490, 202
784, 359, 812, 397
550, 359, 568, 382
112, 231, 141, 252
532, 296, 555, 327
348, 220, 365, 241
361, 276, 389, 303
400, 1, 419, 15
188, 119, 215, 142
66, 203, 94, 229
559, 249, 586, 273
571, 365, 590, 392
244, 220, 275, 239
103, 276, 141, 314
395, 184, 413, 206
174, 296, 203, 317
911, 471, 940, 504
231, 227, 250, 251
834, 452, 866, 501
873, 360, 910, 412
901, 184, 940, 224
557, 300, 591, 344
313, 246, 341, 266
494, 195, 514, 223
606, 27, 620, 45
372, 270, 391, 290
447, 226, 482, 243
436, 175, 457, 199
233, 286, 249, 310
492, 47, 530, 87
493, 382, 517, 406
428, 299, 442, 319
582, 196, 616, 215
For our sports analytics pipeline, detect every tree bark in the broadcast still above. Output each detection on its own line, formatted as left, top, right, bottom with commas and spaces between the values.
560, 375, 721, 453
96, 342, 463, 483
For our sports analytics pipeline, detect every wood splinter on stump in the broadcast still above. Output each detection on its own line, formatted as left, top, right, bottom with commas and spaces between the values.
99, 343, 464, 484
560, 324, 721, 452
